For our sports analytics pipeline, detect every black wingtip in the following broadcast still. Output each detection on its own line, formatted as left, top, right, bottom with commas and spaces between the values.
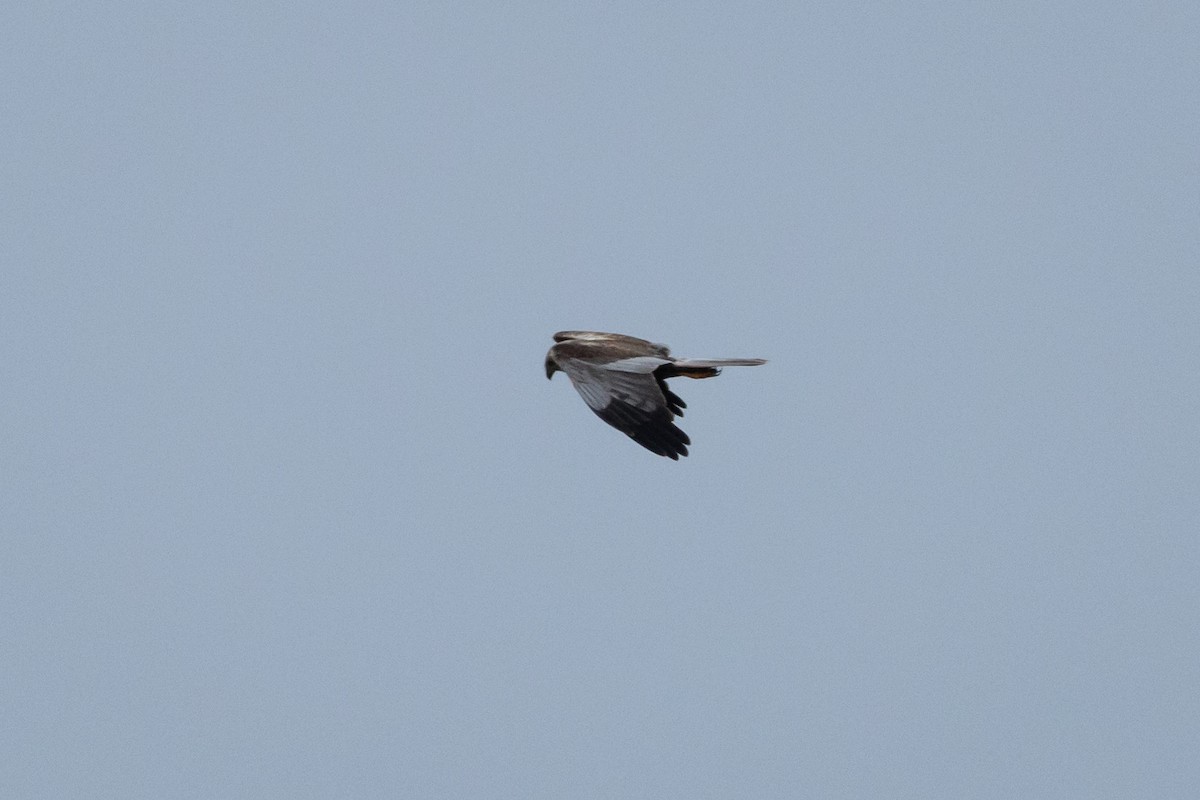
596, 403, 691, 460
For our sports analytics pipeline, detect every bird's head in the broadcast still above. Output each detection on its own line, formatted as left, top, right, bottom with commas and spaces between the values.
544, 354, 560, 380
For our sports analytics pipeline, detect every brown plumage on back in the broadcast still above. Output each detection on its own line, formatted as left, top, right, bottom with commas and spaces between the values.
544, 330, 766, 459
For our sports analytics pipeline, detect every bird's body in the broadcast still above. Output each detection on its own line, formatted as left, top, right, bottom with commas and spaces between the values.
545, 331, 766, 459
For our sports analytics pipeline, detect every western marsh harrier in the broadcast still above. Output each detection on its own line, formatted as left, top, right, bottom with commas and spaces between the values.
545, 331, 766, 459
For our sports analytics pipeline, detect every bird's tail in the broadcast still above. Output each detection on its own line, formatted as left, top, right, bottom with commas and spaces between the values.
669, 358, 767, 379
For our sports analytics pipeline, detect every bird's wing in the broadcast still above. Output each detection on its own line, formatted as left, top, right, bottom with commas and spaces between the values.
553, 331, 670, 356
558, 356, 690, 459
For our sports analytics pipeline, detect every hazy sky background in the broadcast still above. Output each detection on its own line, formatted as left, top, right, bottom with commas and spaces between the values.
4, 2, 1198, 797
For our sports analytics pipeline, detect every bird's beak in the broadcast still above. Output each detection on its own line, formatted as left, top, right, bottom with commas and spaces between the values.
545, 359, 558, 380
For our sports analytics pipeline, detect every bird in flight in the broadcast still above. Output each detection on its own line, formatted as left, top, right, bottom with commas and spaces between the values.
545, 330, 766, 459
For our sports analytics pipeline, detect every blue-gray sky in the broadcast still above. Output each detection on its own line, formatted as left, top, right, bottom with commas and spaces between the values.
4, 3, 1198, 797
